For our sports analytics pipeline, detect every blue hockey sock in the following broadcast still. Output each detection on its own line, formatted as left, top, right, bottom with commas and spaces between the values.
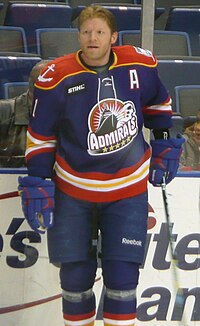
103, 288, 137, 326
62, 289, 96, 326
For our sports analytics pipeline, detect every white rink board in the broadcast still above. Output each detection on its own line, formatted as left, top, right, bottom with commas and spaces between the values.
0, 172, 199, 326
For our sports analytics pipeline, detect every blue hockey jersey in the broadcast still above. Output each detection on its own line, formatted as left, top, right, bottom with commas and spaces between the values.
26, 45, 172, 202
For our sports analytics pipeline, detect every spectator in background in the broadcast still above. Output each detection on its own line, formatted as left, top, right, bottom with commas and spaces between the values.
0, 60, 50, 168
180, 110, 200, 171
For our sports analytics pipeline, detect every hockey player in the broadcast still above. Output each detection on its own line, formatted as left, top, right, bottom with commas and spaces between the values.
18, 5, 184, 326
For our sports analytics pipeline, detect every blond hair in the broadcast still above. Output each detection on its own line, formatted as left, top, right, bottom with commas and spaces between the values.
78, 5, 117, 34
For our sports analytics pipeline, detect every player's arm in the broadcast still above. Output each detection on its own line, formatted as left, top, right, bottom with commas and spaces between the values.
18, 81, 60, 233
142, 66, 185, 186
25, 84, 60, 178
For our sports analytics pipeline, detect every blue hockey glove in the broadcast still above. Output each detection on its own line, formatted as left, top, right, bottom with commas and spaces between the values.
149, 137, 185, 186
18, 176, 55, 234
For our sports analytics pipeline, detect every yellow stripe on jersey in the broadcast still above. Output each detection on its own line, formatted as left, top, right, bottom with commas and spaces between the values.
54, 158, 150, 192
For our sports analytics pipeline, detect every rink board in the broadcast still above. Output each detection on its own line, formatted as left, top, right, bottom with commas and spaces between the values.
0, 170, 199, 326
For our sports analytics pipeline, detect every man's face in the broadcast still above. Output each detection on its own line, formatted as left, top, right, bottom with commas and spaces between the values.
78, 17, 118, 66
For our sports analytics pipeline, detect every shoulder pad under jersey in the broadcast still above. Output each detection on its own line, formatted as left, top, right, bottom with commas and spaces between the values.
35, 52, 85, 90
112, 45, 157, 68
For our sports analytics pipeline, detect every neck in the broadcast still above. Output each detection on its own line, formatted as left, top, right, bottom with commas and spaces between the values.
79, 51, 113, 72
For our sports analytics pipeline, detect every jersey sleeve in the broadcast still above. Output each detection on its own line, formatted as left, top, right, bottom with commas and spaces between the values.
25, 55, 83, 178
25, 84, 60, 178
141, 60, 172, 130
114, 45, 173, 130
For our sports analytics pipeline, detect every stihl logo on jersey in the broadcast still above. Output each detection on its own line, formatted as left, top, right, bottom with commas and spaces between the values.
67, 83, 86, 95
87, 98, 138, 155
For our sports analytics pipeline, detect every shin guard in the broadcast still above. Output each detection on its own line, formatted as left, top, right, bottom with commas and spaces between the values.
62, 289, 96, 326
60, 261, 97, 326
102, 260, 139, 326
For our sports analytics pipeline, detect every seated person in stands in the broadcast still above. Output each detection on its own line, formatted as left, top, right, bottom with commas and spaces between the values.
179, 110, 200, 171
0, 60, 50, 168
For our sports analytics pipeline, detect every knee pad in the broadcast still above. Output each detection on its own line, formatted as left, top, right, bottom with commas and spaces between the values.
60, 260, 97, 292
102, 260, 140, 291
62, 288, 94, 303
105, 288, 136, 302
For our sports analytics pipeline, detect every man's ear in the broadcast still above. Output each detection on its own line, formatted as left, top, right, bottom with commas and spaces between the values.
111, 32, 118, 45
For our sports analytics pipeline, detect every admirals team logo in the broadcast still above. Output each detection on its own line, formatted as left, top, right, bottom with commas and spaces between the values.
87, 98, 138, 155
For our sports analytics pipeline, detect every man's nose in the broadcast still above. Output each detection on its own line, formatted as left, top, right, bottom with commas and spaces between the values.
89, 31, 97, 41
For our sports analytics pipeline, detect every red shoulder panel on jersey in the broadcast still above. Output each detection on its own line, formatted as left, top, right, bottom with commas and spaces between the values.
35, 52, 88, 90
112, 45, 157, 68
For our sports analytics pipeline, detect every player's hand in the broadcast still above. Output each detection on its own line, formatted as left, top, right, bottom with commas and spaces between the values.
149, 137, 185, 186
18, 176, 55, 234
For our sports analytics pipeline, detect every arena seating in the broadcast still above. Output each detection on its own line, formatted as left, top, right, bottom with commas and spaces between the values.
36, 28, 79, 59
71, 4, 165, 30
118, 30, 192, 57
4, 3, 73, 53
0, 26, 28, 53
165, 7, 200, 56
174, 85, 200, 118
68, 0, 135, 7
157, 60, 200, 113
2, 81, 29, 99
0, 56, 41, 99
